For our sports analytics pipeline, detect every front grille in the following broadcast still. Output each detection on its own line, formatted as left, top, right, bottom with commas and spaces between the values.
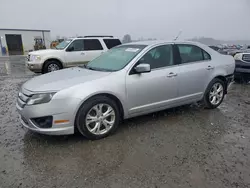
17, 91, 31, 108
242, 54, 250, 62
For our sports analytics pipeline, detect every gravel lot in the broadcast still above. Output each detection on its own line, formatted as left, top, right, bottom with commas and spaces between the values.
0, 57, 250, 188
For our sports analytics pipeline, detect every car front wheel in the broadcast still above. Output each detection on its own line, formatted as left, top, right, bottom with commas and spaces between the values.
43, 60, 62, 73
203, 78, 225, 109
75, 96, 120, 140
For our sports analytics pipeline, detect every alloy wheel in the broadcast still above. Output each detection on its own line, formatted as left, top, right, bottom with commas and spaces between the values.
85, 103, 116, 135
209, 83, 224, 105
48, 63, 60, 72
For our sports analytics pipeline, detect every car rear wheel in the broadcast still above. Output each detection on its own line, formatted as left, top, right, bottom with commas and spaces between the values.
203, 78, 225, 109
75, 96, 120, 140
43, 60, 62, 73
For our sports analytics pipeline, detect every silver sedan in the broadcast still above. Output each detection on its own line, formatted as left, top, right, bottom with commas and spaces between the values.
16, 41, 235, 139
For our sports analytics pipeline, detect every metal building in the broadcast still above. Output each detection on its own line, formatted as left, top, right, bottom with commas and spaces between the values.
0, 28, 51, 55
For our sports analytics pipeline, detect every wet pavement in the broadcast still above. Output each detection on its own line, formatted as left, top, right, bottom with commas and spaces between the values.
0, 56, 35, 77
0, 57, 250, 188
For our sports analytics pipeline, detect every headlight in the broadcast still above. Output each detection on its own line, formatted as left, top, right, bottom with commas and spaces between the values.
27, 93, 56, 105
30, 55, 41, 61
234, 53, 242, 61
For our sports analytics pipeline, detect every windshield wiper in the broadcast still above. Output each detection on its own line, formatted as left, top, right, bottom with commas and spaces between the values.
86, 66, 112, 72
87, 66, 100, 71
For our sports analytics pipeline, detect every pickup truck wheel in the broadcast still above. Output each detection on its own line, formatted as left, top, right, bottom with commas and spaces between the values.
242, 75, 250, 84
75, 96, 120, 140
43, 60, 62, 73
203, 78, 225, 109
234, 77, 244, 84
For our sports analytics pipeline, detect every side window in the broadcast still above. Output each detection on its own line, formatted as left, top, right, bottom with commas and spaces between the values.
83, 39, 103, 51
177, 44, 204, 63
139, 45, 173, 69
203, 50, 211, 60
67, 39, 84, 51
103, 39, 121, 49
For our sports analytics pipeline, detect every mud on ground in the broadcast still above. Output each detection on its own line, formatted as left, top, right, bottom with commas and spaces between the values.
0, 59, 250, 188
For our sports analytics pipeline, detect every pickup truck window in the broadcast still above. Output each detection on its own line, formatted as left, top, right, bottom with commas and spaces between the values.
103, 39, 122, 49
56, 39, 72, 49
83, 39, 103, 51
67, 39, 84, 51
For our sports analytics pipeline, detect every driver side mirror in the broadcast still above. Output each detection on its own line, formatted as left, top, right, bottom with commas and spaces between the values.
66, 46, 74, 52
134, 63, 151, 73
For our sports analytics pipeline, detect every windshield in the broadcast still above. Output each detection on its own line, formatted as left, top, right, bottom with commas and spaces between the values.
85, 45, 146, 71
55, 40, 72, 49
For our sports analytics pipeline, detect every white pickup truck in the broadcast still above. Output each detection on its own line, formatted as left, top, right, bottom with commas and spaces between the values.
26, 36, 121, 73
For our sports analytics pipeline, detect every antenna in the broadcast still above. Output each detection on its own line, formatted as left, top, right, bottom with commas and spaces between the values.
174, 30, 182, 41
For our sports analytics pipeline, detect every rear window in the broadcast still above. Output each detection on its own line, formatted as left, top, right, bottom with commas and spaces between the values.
177, 44, 211, 63
103, 39, 122, 49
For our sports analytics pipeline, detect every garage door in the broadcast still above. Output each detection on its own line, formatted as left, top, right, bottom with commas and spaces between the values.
5, 34, 24, 55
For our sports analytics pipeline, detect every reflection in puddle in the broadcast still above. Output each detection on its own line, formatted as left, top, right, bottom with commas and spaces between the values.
4, 61, 10, 75
0, 59, 34, 76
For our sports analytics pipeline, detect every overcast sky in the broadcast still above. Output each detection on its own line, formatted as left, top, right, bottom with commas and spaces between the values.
0, 0, 250, 40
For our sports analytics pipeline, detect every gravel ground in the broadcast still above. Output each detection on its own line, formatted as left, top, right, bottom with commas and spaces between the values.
0, 59, 250, 188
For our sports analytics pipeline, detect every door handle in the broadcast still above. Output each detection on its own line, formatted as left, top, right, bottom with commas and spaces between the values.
206, 65, 214, 70
167, 72, 177, 77
80, 52, 85, 55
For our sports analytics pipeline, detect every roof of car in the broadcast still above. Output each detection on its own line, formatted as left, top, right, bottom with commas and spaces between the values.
126, 40, 202, 46
71, 36, 119, 40
121, 40, 216, 55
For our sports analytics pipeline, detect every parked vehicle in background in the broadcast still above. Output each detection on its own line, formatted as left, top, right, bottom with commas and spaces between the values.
227, 47, 250, 57
26, 36, 121, 73
217, 48, 228, 55
33, 37, 46, 51
234, 52, 250, 83
209, 45, 220, 51
17, 41, 235, 140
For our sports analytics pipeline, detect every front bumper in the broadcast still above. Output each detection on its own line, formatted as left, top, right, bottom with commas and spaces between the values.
234, 60, 250, 77
19, 114, 74, 135
26, 61, 43, 72
16, 91, 81, 135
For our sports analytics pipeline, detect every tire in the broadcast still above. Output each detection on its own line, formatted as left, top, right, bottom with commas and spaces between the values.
235, 75, 250, 84
203, 78, 225, 109
242, 75, 250, 84
234, 77, 242, 84
43, 60, 62, 73
75, 96, 120, 140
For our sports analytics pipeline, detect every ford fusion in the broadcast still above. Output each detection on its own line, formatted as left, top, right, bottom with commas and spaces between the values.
17, 41, 235, 140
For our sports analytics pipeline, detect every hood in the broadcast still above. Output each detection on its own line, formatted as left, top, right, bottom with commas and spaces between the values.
29, 49, 62, 56
23, 67, 111, 92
